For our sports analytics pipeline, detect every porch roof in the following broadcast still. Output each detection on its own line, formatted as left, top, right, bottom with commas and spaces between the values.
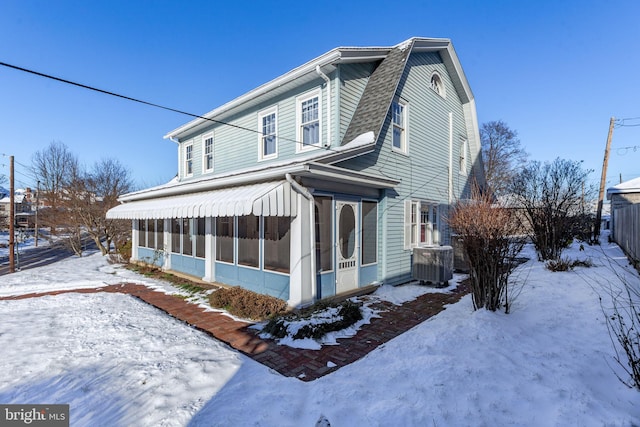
106, 181, 296, 220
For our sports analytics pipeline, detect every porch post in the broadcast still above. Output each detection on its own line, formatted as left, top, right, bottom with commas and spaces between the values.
131, 219, 139, 262
203, 217, 215, 282
288, 193, 315, 307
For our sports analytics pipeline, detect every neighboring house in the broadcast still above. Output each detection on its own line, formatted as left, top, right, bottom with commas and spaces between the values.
0, 188, 34, 229
107, 37, 485, 307
606, 176, 640, 235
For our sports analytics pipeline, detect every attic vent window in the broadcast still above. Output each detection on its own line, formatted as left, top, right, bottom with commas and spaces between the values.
430, 72, 445, 98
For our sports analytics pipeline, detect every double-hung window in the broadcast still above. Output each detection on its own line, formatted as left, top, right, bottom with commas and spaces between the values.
420, 203, 439, 246
203, 133, 213, 173
258, 107, 277, 160
296, 90, 321, 151
392, 100, 407, 153
184, 143, 193, 176
404, 200, 439, 249
459, 138, 468, 175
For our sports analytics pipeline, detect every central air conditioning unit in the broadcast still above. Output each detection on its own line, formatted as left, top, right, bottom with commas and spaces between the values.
412, 245, 454, 286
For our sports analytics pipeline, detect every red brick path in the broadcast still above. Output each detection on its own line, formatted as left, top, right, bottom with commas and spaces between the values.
0, 282, 469, 382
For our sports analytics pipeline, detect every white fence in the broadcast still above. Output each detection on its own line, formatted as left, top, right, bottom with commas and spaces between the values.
614, 204, 640, 261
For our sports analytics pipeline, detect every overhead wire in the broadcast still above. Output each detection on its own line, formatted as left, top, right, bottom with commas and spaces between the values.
0, 60, 346, 154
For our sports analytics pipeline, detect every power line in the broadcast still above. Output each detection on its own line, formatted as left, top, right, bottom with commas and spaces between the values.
0, 60, 338, 151
615, 117, 640, 128
616, 145, 639, 155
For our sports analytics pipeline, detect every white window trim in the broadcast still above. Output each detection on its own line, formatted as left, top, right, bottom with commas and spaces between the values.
430, 71, 446, 98
404, 200, 440, 249
257, 106, 278, 161
459, 138, 468, 175
361, 199, 378, 266
184, 142, 194, 177
296, 88, 322, 153
202, 132, 214, 174
391, 100, 409, 155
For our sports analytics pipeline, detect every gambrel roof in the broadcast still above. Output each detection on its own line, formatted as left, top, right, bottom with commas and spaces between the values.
164, 37, 476, 144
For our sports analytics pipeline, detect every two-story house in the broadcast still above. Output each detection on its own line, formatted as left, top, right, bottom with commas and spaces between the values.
107, 37, 485, 307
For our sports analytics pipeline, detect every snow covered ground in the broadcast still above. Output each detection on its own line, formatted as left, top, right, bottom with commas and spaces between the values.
0, 237, 639, 426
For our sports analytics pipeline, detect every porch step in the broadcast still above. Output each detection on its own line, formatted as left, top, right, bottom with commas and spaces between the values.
323, 284, 380, 304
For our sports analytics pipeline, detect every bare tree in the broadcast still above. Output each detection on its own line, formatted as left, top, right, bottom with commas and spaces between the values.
449, 185, 526, 312
481, 121, 528, 197
31, 141, 79, 233
510, 158, 594, 261
67, 158, 134, 255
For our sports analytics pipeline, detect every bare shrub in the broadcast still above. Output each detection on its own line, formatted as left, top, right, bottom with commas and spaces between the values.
510, 158, 594, 261
601, 274, 640, 390
449, 187, 526, 312
209, 286, 288, 320
546, 256, 594, 272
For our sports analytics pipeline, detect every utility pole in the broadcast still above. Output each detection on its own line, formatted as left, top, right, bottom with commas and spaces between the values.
35, 180, 40, 247
594, 117, 615, 241
9, 155, 15, 273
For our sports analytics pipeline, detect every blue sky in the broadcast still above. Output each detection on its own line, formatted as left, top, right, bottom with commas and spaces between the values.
1, 0, 639, 192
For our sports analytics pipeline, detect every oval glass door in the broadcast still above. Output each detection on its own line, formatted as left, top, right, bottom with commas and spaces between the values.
336, 201, 358, 294
339, 204, 356, 260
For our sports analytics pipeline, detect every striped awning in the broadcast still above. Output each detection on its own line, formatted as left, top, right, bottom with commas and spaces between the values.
106, 181, 296, 220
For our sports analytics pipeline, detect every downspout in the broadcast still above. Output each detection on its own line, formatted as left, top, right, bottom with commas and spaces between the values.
448, 112, 454, 246
448, 112, 453, 205
316, 65, 331, 148
286, 173, 317, 303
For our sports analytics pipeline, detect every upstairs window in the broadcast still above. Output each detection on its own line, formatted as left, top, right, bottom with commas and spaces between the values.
459, 138, 468, 175
392, 100, 407, 153
184, 143, 193, 176
258, 107, 277, 160
297, 90, 321, 151
203, 133, 213, 173
430, 72, 446, 98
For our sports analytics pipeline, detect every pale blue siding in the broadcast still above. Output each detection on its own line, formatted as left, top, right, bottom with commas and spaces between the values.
337, 51, 473, 285
138, 247, 164, 268
176, 77, 338, 180
171, 254, 206, 278
216, 262, 290, 300
338, 63, 374, 143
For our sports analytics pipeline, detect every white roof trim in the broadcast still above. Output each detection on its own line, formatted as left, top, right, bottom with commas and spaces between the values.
106, 181, 296, 220
120, 132, 376, 202
163, 37, 467, 141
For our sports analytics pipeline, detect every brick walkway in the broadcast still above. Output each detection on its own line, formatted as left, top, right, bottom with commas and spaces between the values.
0, 282, 469, 382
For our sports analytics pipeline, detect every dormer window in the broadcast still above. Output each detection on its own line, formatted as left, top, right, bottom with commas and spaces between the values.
430, 72, 445, 98
391, 100, 407, 153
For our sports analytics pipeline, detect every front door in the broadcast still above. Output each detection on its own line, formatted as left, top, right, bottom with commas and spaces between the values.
336, 201, 358, 294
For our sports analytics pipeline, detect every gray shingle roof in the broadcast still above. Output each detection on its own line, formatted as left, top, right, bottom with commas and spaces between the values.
341, 42, 413, 145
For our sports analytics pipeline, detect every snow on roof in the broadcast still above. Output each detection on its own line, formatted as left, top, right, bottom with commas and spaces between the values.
606, 176, 640, 198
